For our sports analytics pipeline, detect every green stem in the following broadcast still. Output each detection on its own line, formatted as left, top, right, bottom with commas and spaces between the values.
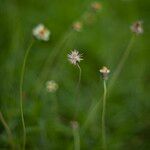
102, 80, 107, 150
19, 39, 34, 150
73, 126, 80, 150
72, 64, 82, 149
82, 34, 135, 132
0, 111, 15, 149
77, 63, 82, 89
109, 35, 135, 89
74, 63, 82, 118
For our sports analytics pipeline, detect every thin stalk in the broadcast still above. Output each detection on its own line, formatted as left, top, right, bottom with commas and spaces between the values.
0, 111, 15, 149
76, 63, 82, 89
72, 126, 80, 150
109, 34, 135, 89
82, 34, 135, 131
72, 64, 81, 149
82, 100, 100, 131
19, 39, 34, 150
102, 80, 107, 150
74, 63, 82, 118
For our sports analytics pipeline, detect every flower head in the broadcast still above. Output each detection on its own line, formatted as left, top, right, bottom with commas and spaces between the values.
100, 66, 110, 80
68, 50, 83, 65
46, 80, 58, 92
72, 21, 83, 32
33, 24, 50, 41
91, 2, 102, 11
130, 21, 143, 35
70, 121, 79, 129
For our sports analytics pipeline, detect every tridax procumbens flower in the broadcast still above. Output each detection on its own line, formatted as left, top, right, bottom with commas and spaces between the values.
33, 24, 50, 41
91, 1, 102, 11
68, 50, 83, 65
130, 21, 143, 35
100, 66, 110, 80
46, 80, 58, 93
70, 121, 79, 129
72, 21, 83, 32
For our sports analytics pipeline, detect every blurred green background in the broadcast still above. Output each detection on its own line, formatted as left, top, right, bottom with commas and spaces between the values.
0, 0, 150, 149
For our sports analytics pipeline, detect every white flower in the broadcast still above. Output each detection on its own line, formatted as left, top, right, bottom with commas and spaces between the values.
68, 50, 83, 65
100, 66, 110, 80
130, 21, 143, 34
46, 80, 58, 92
32, 24, 50, 41
70, 121, 79, 129
91, 2, 102, 11
72, 22, 82, 32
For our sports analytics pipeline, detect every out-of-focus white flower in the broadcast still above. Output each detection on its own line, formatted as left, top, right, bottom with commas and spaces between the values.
33, 24, 50, 41
91, 1, 102, 11
72, 21, 82, 32
130, 21, 143, 35
68, 50, 83, 65
46, 80, 58, 92
70, 121, 79, 129
100, 66, 110, 80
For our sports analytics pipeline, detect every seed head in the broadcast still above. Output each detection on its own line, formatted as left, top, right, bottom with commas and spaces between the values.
100, 66, 110, 80
68, 50, 83, 65
46, 80, 58, 92
130, 21, 143, 35
72, 21, 83, 32
70, 121, 79, 129
33, 24, 50, 41
91, 2, 102, 11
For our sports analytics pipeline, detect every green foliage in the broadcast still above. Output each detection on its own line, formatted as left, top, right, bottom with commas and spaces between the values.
0, 0, 150, 149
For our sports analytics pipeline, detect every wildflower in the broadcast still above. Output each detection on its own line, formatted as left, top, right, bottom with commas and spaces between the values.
70, 121, 79, 129
68, 50, 83, 65
72, 21, 82, 32
46, 80, 58, 92
100, 66, 110, 80
33, 24, 50, 41
130, 21, 143, 34
91, 2, 102, 11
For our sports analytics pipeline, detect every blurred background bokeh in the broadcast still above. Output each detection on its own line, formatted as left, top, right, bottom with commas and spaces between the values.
0, 0, 150, 149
